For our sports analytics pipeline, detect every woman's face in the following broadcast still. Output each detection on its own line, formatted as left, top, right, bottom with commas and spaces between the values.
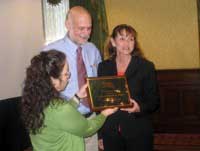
51, 62, 71, 91
111, 30, 135, 56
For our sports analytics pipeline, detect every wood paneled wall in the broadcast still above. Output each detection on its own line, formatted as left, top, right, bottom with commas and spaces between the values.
152, 69, 200, 150
153, 69, 200, 133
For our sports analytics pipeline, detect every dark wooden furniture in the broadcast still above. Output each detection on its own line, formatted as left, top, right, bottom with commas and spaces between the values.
153, 69, 200, 151
154, 133, 200, 151
0, 97, 32, 151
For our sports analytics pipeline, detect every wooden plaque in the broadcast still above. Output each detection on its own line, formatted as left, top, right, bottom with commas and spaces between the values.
86, 76, 132, 111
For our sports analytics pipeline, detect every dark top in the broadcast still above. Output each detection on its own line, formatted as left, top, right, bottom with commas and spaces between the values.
98, 56, 160, 138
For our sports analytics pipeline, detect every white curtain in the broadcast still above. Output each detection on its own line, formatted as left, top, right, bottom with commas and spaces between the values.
42, 0, 69, 44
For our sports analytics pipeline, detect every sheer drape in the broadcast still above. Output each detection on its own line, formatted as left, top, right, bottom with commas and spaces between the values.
42, 0, 69, 44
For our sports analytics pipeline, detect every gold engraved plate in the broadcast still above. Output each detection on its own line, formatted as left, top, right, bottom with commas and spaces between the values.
86, 76, 132, 111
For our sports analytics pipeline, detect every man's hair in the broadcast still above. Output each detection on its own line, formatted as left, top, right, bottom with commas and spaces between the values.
65, 6, 91, 21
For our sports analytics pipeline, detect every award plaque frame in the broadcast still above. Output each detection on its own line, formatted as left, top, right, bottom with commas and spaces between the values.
86, 76, 132, 111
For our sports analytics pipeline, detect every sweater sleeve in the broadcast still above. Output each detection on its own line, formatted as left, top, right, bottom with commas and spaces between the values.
49, 100, 106, 137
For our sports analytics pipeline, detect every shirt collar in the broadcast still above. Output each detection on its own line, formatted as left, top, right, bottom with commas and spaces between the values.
64, 34, 77, 52
64, 34, 87, 52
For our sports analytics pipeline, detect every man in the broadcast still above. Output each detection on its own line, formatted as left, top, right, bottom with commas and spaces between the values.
43, 6, 102, 151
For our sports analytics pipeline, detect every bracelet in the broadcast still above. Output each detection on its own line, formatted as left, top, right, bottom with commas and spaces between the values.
73, 94, 80, 105
74, 93, 81, 100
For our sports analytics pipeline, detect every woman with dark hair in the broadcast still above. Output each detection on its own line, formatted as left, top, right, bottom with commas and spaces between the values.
21, 50, 117, 151
98, 24, 160, 151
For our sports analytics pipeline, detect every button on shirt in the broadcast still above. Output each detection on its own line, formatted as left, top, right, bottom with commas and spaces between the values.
43, 35, 102, 114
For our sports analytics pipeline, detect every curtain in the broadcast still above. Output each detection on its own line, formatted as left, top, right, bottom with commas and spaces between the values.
42, 0, 69, 44
69, 0, 109, 59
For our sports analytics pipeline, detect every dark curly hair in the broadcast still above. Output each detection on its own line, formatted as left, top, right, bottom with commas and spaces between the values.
21, 50, 66, 134
107, 24, 144, 59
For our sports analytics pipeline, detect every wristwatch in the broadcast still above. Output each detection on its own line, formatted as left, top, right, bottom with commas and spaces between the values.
73, 93, 80, 105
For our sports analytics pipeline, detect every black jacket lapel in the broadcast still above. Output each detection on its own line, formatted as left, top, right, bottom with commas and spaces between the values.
125, 56, 140, 79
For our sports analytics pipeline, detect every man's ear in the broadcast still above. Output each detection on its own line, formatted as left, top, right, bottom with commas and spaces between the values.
65, 19, 71, 30
110, 38, 116, 47
65, 20, 69, 29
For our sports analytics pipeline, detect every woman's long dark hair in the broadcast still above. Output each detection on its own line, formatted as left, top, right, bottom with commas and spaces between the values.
21, 50, 66, 134
107, 24, 144, 59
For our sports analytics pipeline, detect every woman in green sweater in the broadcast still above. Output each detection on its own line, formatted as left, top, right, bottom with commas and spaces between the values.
21, 50, 117, 151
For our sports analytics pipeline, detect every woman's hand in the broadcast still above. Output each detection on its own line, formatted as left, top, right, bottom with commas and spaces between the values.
120, 98, 140, 113
98, 139, 104, 150
101, 107, 118, 117
76, 84, 88, 99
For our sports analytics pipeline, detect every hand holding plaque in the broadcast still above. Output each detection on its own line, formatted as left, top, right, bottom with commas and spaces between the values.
86, 76, 132, 111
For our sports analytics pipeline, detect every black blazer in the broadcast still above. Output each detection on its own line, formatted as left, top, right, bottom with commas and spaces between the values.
98, 56, 160, 138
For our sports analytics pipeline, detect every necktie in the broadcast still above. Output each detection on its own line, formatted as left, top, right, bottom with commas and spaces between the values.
76, 47, 89, 107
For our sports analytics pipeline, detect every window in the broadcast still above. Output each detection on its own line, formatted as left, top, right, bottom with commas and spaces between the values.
42, 0, 69, 44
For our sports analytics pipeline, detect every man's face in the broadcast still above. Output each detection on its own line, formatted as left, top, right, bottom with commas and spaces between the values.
67, 14, 92, 45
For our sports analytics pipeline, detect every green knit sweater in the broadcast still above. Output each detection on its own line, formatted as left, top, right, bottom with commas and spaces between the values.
30, 99, 106, 151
